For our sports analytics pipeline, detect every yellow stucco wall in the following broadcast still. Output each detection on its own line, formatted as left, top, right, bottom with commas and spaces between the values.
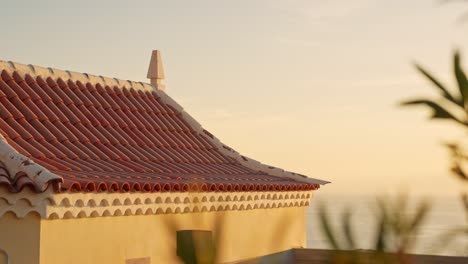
0, 212, 41, 264
39, 207, 307, 264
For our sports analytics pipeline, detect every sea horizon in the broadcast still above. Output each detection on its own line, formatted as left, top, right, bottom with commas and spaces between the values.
307, 193, 468, 257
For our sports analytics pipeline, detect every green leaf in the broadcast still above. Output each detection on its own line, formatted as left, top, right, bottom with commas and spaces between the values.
374, 216, 387, 252
401, 99, 466, 125
461, 194, 468, 214
374, 198, 388, 252
318, 204, 341, 250
342, 208, 355, 250
450, 163, 468, 181
430, 226, 468, 254
408, 201, 430, 232
445, 143, 468, 181
415, 64, 461, 106
454, 51, 468, 108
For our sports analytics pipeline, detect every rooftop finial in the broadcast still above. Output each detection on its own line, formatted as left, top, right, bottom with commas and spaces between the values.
147, 50, 165, 91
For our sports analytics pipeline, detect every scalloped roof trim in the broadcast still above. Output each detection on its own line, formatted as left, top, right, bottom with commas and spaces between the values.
0, 188, 313, 219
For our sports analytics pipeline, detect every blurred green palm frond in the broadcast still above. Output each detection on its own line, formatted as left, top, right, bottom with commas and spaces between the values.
401, 51, 468, 185
400, 50, 468, 257
401, 51, 468, 128
318, 195, 430, 264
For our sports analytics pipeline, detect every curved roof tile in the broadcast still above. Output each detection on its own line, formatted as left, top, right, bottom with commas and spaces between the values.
0, 59, 328, 194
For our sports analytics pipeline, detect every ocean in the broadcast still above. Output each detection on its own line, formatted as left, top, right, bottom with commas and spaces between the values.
306, 194, 468, 257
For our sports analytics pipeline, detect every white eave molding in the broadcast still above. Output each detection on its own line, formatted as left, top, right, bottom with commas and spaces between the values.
0, 188, 315, 220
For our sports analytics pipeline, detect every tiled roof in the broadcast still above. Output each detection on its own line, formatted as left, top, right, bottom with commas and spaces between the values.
0, 161, 58, 192
0, 60, 327, 194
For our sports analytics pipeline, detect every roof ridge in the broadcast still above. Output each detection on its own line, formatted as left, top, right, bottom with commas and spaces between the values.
0, 59, 154, 92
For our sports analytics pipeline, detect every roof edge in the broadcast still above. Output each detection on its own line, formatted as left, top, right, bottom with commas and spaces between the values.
0, 134, 62, 192
155, 91, 330, 185
0, 59, 154, 92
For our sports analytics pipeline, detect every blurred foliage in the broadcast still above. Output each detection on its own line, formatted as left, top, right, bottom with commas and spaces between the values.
176, 230, 216, 264
318, 195, 430, 264
174, 20, 468, 264
317, 51, 468, 263
175, 53, 468, 262
161, 190, 223, 264
401, 51, 468, 211
402, 51, 468, 186
401, 50, 468, 255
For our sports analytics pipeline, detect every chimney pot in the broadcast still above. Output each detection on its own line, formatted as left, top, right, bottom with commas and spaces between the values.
147, 50, 165, 91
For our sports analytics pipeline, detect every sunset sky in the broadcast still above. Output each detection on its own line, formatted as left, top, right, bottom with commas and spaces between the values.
2, 0, 468, 196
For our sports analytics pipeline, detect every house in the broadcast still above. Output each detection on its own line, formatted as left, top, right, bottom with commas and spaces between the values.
0, 51, 328, 264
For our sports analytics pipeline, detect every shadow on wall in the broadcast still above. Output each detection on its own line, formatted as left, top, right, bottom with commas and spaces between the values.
161, 188, 305, 263
172, 207, 298, 264
0, 249, 8, 264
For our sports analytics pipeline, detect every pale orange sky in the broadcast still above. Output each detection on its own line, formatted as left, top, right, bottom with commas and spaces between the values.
2, 0, 468, 196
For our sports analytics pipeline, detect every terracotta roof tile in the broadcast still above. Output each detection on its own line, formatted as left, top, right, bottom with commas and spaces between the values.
0, 62, 327, 194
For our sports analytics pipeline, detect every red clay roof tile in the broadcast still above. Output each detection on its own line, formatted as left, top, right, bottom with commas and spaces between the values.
0, 65, 325, 193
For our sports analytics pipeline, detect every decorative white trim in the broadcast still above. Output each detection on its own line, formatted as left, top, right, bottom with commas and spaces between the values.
0, 188, 53, 218
0, 188, 314, 220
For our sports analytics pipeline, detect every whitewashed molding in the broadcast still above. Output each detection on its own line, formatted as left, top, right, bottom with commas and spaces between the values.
0, 188, 314, 220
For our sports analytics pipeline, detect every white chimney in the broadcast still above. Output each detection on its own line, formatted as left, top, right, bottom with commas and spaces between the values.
147, 50, 165, 91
